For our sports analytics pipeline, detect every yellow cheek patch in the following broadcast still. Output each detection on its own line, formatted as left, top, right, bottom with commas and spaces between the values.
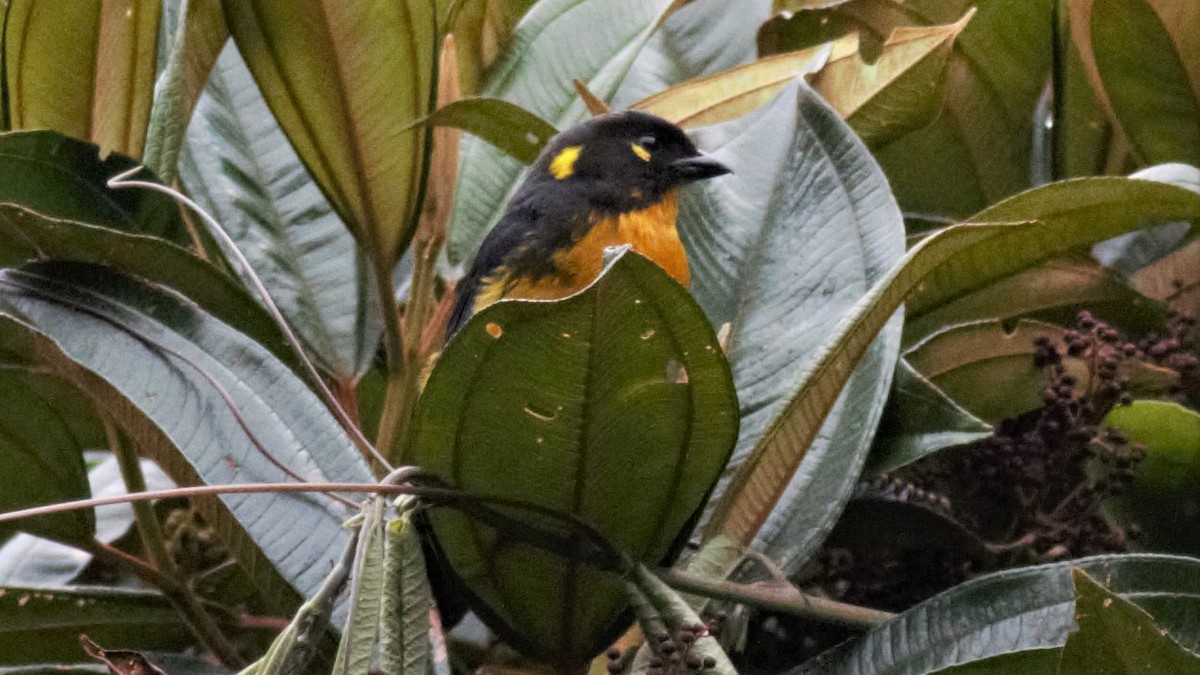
631, 143, 651, 162
549, 145, 583, 179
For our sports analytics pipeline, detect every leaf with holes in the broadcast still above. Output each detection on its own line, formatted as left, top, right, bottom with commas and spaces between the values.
409, 249, 737, 665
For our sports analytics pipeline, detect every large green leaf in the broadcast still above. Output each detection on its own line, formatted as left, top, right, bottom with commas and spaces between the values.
761, 0, 1054, 218
1059, 568, 1200, 673
3, 0, 160, 157
686, 80, 904, 568
221, 0, 437, 262
0, 131, 186, 245
0, 263, 375, 620
1079, 0, 1200, 167
179, 43, 381, 380
0, 203, 290, 369
446, 0, 681, 266
702, 174, 1200, 552
1103, 401, 1200, 557
794, 554, 1200, 674
903, 255, 1167, 347
409, 250, 737, 664
908, 176, 1200, 321
0, 586, 193, 665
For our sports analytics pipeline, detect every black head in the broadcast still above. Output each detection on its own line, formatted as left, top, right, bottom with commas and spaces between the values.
526, 110, 731, 210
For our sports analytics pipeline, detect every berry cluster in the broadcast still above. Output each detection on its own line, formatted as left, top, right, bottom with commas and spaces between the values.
606, 619, 723, 675
1138, 303, 1198, 403
918, 311, 1147, 559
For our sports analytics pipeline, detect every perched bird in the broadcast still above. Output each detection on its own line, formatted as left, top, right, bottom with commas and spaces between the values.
446, 110, 731, 337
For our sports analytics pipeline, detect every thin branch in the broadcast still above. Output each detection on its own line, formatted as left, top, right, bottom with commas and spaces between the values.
104, 415, 175, 575
81, 540, 246, 668
657, 568, 896, 631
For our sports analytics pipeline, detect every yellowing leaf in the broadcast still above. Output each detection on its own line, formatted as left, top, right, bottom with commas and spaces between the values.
221, 0, 438, 263
4, 0, 160, 157
636, 11, 971, 146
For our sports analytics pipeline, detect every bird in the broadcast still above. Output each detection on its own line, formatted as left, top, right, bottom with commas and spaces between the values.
445, 110, 731, 338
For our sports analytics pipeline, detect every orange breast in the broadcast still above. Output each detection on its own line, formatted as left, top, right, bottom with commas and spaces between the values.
474, 190, 689, 313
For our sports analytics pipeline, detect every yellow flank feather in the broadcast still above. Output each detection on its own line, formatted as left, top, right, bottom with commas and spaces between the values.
631, 143, 651, 162
550, 145, 583, 180
472, 190, 687, 316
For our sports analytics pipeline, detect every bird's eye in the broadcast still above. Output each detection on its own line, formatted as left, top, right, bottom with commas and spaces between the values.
638, 135, 658, 148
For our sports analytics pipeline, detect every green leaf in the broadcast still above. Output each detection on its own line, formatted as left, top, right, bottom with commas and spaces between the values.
641, 13, 965, 146
0, 131, 186, 245
179, 44, 381, 380
863, 358, 991, 477
688, 81, 904, 567
0, 368, 94, 543
0, 454, 173, 586
422, 97, 556, 164
409, 250, 737, 664
0, 204, 292, 371
704, 174, 1200, 552
0, 586, 193, 666
1091, 164, 1200, 276
334, 500, 386, 675
378, 512, 432, 675
908, 176, 1200, 322
904, 319, 1178, 422
222, 0, 438, 262
1103, 401, 1200, 557
905, 255, 1168, 347
146, 0, 231, 182
760, 0, 1055, 218
3, 0, 160, 157
1059, 568, 1200, 674
610, 0, 772, 108
0, 262, 375, 620
797, 554, 1200, 674
1084, 0, 1200, 167
446, 0, 682, 266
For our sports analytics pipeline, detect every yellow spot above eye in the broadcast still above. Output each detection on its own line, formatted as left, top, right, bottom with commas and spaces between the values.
550, 145, 582, 179
631, 143, 651, 162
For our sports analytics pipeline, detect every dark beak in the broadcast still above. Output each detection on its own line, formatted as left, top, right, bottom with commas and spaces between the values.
669, 151, 732, 183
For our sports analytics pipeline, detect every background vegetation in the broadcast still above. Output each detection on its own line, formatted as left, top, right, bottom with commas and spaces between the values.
0, 0, 1197, 673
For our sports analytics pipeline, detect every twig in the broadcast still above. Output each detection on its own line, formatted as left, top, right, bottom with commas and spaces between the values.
81, 540, 246, 668
656, 568, 896, 631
